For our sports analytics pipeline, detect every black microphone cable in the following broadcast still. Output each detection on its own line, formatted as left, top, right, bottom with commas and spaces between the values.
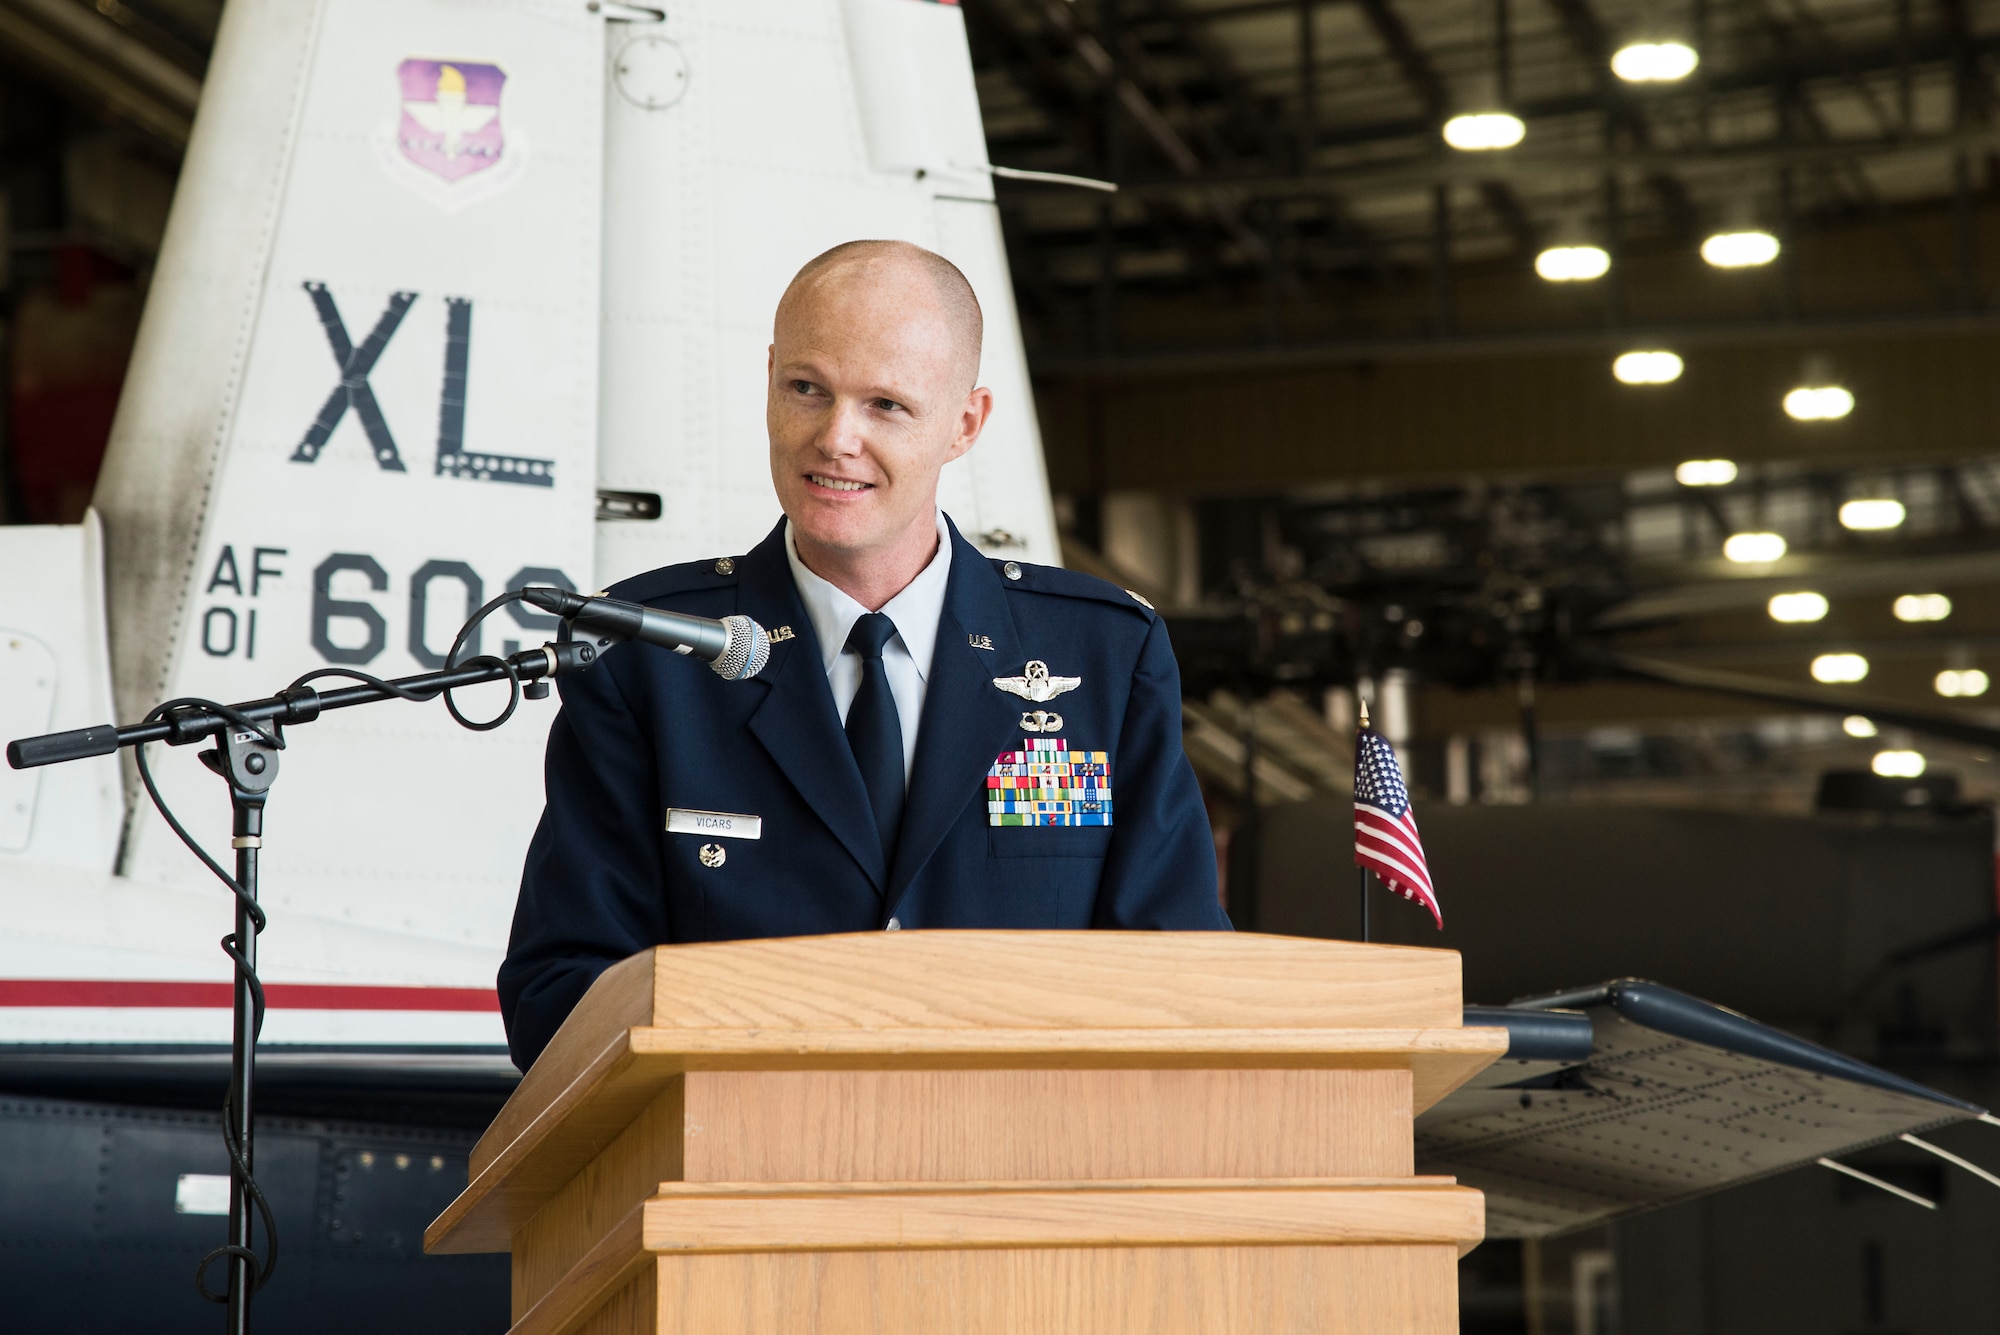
142, 588, 538, 1306
284, 588, 532, 730
135, 698, 285, 1303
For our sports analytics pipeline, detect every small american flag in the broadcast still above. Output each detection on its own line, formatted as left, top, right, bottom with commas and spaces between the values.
1354, 726, 1442, 928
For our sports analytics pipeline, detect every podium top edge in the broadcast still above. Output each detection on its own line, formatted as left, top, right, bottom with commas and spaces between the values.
632, 931, 1467, 1033
431, 929, 1496, 1257
462, 933, 1477, 1196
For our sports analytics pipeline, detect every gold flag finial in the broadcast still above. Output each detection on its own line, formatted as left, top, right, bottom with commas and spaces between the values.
1358, 697, 1370, 730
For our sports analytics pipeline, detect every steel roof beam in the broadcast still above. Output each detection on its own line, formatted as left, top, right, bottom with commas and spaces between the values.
1068, 121, 2000, 202
1352, 0, 1541, 261
966, 0, 1263, 333
1540, 0, 1698, 239
993, 14, 2000, 168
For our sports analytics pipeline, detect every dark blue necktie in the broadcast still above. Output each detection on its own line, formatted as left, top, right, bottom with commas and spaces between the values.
844, 612, 904, 861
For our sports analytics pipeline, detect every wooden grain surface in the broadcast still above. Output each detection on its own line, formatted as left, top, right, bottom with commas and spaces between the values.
468, 933, 1479, 1195
636, 1179, 1484, 1253
512, 1081, 686, 1318
625, 1024, 1501, 1107
649, 1243, 1460, 1335
476, 950, 659, 1178
432, 1027, 1501, 1254
512, 1204, 650, 1335
508, 1181, 1475, 1335
431, 1039, 657, 1255
643, 932, 1466, 1032
430, 934, 1504, 1259
568, 1269, 656, 1335
681, 1069, 1413, 1182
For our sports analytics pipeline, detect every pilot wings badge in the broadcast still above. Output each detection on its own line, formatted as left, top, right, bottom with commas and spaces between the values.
993, 661, 1081, 704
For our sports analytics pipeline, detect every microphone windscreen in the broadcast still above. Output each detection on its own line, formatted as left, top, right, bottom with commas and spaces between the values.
710, 615, 771, 681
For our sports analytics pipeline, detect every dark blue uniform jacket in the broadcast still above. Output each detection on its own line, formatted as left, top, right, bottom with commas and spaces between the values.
498, 516, 1229, 1069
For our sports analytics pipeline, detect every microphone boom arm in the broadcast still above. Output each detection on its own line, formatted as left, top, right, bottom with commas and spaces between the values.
7, 640, 597, 770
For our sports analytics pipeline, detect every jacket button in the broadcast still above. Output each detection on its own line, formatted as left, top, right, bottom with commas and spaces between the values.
885, 917, 902, 931
1002, 562, 1022, 581
714, 557, 735, 575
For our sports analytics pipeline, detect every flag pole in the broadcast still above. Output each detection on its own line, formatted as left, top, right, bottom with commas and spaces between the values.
1357, 697, 1371, 944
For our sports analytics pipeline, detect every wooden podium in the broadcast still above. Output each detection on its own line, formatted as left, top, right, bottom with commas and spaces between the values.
426, 931, 1507, 1334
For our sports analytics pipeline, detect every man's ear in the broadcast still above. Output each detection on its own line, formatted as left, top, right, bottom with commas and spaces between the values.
947, 387, 996, 463
766, 345, 775, 380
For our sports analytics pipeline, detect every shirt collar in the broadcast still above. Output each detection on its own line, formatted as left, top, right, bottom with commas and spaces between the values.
784, 510, 953, 681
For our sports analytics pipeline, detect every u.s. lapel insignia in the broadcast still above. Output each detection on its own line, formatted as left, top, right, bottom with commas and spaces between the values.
769, 625, 796, 642
993, 660, 1080, 703
968, 633, 995, 651
985, 737, 1112, 826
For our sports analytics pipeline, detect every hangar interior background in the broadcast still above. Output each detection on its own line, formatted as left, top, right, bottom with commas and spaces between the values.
4, 0, 2000, 1331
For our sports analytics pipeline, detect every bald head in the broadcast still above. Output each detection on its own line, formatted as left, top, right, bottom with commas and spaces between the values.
766, 239, 998, 608
777, 240, 983, 392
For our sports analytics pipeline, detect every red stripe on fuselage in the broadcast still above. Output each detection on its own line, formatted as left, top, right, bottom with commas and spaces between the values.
0, 980, 499, 1011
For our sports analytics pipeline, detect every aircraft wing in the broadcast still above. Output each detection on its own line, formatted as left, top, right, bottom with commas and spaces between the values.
1420, 980, 1989, 1239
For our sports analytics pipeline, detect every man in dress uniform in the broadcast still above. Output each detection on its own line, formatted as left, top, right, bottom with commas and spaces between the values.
498, 240, 1229, 1071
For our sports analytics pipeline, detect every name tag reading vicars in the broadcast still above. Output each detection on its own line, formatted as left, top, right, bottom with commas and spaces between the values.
665, 809, 763, 840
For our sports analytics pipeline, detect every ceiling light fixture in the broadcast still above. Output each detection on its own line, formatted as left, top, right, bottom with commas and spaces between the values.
1811, 652, 1868, 684
1842, 715, 1878, 738
1700, 230, 1781, 268
1611, 41, 1699, 82
1675, 459, 1738, 486
1723, 531, 1787, 563
1936, 669, 1990, 698
1443, 112, 1526, 152
1784, 385, 1855, 421
1613, 350, 1683, 384
1535, 245, 1611, 281
1893, 593, 1952, 623
1767, 592, 1828, 623
1838, 498, 1904, 531
1872, 750, 1926, 778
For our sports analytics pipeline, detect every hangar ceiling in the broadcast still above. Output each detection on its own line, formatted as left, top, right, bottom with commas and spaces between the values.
973, 0, 2000, 355
960, 0, 2000, 809
968, 0, 2000, 494
13, 0, 1996, 363
0, 0, 208, 148
4, 0, 2000, 808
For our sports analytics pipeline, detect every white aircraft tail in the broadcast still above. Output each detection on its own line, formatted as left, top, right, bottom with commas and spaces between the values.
2, 0, 1059, 1051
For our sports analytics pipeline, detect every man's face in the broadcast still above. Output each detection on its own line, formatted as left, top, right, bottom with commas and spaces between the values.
767, 264, 989, 563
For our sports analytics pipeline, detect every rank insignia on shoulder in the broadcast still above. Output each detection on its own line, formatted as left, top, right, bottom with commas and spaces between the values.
985, 738, 1113, 827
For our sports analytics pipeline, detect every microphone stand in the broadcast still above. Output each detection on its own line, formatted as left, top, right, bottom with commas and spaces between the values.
6, 639, 595, 1334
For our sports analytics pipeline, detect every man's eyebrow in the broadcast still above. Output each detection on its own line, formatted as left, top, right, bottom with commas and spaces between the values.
789, 373, 925, 406
772, 353, 928, 403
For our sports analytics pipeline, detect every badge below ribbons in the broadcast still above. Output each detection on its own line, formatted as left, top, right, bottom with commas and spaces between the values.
986, 738, 1112, 826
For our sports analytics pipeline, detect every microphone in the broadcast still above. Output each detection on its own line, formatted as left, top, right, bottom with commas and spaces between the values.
519, 587, 771, 681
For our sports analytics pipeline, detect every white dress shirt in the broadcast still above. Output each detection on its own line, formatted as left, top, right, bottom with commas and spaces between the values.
784, 511, 952, 788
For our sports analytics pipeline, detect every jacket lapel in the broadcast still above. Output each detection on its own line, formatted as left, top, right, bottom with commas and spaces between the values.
887, 520, 1024, 906
736, 521, 888, 892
